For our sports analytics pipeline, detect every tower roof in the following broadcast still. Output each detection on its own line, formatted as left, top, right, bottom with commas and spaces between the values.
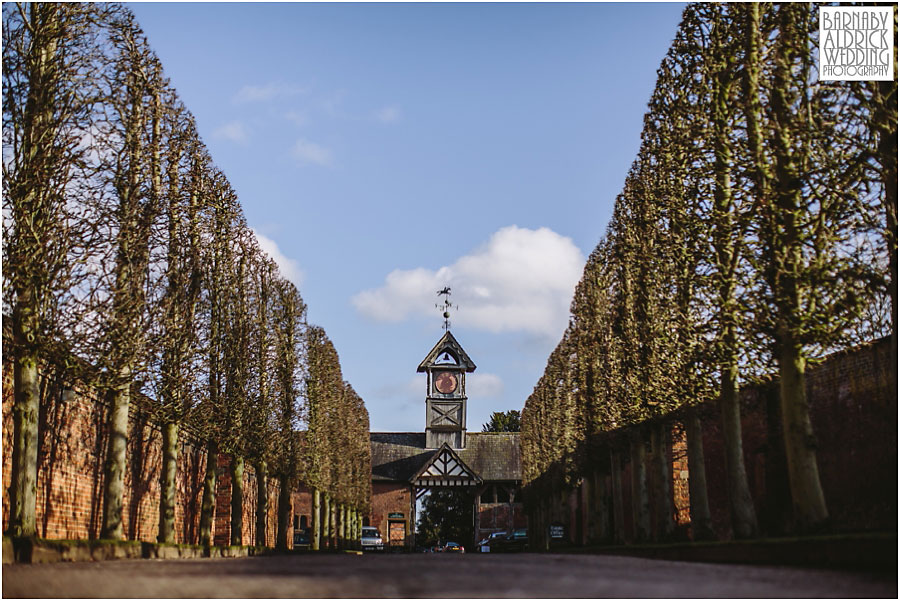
417, 330, 477, 373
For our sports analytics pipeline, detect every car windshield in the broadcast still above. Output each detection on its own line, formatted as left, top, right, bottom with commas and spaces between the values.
362, 528, 379, 537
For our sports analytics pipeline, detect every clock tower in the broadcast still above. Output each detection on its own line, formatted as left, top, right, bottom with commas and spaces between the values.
418, 327, 476, 449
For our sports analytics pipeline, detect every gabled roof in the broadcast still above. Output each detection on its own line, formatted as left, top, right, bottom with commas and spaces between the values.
411, 443, 482, 487
417, 330, 476, 373
370, 432, 521, 483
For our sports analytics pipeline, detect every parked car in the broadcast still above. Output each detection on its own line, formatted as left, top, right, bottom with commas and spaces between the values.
361, 526, 384, 552
292, 527, 310, 550
443, 541, 465, 553
490, 528, 527, 552
476, 531, 507, 553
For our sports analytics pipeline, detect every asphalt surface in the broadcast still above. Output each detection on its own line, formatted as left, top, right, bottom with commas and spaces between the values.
3, 552, 896, 598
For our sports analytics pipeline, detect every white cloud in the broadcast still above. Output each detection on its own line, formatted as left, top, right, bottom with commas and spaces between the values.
212, 120, 249, 143
352, 225, 584, 339
467, 373, 504, 399
234, 83, 307, 103
252, 230, 304, 286
375, 105, 401, 123
290, 138, 333, 166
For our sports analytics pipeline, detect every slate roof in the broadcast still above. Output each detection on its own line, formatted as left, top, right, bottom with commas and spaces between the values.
370, 432, 521, 483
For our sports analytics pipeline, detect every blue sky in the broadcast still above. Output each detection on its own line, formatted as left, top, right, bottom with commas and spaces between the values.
129, 2, 686, 432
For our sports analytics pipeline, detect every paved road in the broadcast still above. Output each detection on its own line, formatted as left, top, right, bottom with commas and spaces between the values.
3, 552, 896, 598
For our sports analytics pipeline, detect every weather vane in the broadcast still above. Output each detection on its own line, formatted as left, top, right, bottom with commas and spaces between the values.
435, 286, 455, 331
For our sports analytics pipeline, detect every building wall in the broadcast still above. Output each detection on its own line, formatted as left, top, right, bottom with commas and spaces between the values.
691, 337, 896, 538
475, 482, 526, 544
542, 337, 896, 544
213, 456, 282, 547
293, 484, 313, 532
477, 502, 526, 540
2, 358, 284, 546
370, 481, 414, 549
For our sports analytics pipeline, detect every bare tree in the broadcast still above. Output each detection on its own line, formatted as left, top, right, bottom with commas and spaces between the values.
153, 106, 206, 544
2, 2, 105, 538
87, 11, 164, 541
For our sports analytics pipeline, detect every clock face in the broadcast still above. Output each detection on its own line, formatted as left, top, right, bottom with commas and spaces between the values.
434, 371, 458, 394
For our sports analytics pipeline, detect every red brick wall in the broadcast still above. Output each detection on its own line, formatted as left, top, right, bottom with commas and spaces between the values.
293, 484, 313, 531
290, 485, 362, 540
3, 360, 283, 546
213, 456, 281, 547
692, 338, 896, 538
670, 426, 691, 531
477, 501, 526, 542
370, 481, 413, 548
546, 338, 895, 543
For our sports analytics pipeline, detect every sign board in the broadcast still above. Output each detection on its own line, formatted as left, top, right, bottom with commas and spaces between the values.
388, 512, 404, 519
549, 524, 565, 539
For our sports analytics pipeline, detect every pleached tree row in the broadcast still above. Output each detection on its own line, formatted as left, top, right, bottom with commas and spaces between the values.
522, 2, 896, 545
2, 2, 371, 548
305, 327, 372, 551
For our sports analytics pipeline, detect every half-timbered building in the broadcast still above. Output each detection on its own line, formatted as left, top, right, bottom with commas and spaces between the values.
367, 330, 526, 550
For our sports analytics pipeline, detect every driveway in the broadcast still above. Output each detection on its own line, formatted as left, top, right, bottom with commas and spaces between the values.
3, 552, 896, 598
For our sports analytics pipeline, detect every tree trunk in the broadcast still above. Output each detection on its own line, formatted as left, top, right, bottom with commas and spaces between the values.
329, 499, 337, 551
712, 4, 758, 541
649, 422, 674, 541
255, 460, 268, 548
276, 474, 291, 551
779, 333, 829, 531
630, 430, 650, 543
349, 509, 355, 550
720, 365, 758, 538
769, 4, 828, 532
340, 504, 347, 550
230, 455, 244, 546
581, 473, 593, 543
610, 447, 626, 545
157, 421, 178, 544
344, 505, 350, 550
335, 503, 342, 550
322, 495, 331, 550
684, 411, 716, 540
593, 470, 610, 544
199, 441, 218, 546
9, 346, 40, 537
101, 377, 130, 540
539, 499, 550, 551
311, 488, 321, 551
7, 2, 63, 540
